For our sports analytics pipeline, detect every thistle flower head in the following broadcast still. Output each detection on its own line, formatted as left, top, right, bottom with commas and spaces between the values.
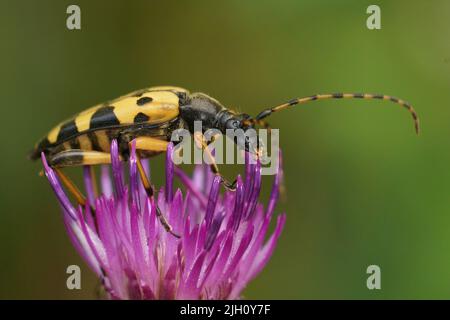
42, 140, 286, 299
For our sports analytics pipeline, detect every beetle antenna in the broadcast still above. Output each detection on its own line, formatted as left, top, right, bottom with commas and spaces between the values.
255, 93, 420, 134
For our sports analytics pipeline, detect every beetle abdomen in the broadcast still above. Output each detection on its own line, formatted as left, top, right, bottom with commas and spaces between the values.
30, 129, 119, 160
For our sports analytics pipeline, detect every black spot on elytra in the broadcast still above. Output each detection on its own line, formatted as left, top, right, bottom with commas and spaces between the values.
354, 93, 364, 98
134, 112, 150, 123
373, 94, 384, 99
57, 120, 79, 142
90, 106, 120, 129
136, 97, 153, 106
332, 93, 343, 98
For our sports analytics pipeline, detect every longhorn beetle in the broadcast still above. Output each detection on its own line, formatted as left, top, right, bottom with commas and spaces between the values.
30, 86, 420, 236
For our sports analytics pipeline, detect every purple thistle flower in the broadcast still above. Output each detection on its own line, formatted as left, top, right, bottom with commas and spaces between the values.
41, 140, 286, 300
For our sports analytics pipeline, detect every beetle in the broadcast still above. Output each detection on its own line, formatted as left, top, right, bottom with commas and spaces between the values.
30, 85, 419, 236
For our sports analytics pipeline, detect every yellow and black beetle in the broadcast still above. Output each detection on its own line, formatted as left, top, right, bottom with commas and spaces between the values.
30, 85, 419, 236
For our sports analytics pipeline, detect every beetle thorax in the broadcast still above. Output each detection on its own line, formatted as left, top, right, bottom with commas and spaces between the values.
179, 93, 226, 132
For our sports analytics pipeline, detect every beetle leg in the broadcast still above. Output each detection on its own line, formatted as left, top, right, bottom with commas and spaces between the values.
129, 137, 180, 238
133, 136, 169, 153
193, 132, 237, 191
48, 149, 113, 168
47, 150, 113, 209
53, 168, 99, 232
54, 168, 87, 207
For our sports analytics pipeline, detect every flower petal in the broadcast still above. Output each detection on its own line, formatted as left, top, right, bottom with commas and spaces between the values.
110, 140, 125, 198
41, 153, 77, 220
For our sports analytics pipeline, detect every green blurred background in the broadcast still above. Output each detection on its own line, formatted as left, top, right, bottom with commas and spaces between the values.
1, 0, 449, 299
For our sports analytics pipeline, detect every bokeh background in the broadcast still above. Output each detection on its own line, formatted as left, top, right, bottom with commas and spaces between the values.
1, 0, 449, 299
